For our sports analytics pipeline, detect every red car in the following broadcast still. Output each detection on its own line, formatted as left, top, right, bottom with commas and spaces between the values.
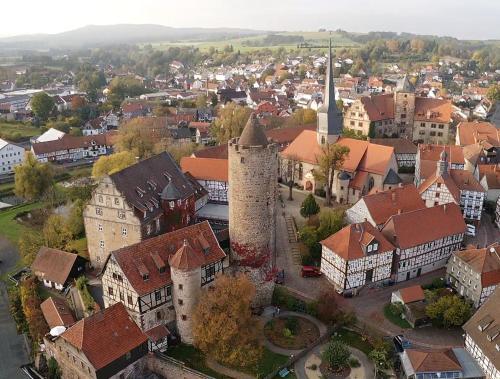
301, 266, 322, 278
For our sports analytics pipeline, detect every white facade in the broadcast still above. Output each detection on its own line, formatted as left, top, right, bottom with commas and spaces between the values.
465, 334, 500, 379
0, 139, 24, 174
196, 179, 228, 204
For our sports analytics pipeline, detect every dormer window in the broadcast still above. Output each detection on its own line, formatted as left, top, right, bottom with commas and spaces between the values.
367, 245, 373, 253
373, 243, 378, 251
142, 273, 149, 281
478, 315, 494, 331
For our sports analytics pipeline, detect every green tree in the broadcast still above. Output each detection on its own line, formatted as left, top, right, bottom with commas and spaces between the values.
18, 230, 44, 266
369, 349, 391, 371
486, 84, 500, 101
92, 151, 136, 178
322, 340, 350, 372
66, 200, 85, 238
47, 357, 62, 379
286, 108, 317, 126
211, 103, 252, 144
43, 214, 73, 250
31, 92, 55, 121
14, 152, 54, 201
300, 194, 320, 219
195, 94, 208, 109
317, 208, 345, 239
108, 76, 146, 99
313, 143, 350, 206
426, 294, 472, 328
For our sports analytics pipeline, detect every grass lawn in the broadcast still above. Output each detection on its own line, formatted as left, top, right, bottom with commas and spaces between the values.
166, 344, 229, 379
250, 347, 289, 378
0, 121, 41, 141
383, 304, 412, 329
335, 328, 374, 355
0, 202, 44, 242
66, 237, 88, 259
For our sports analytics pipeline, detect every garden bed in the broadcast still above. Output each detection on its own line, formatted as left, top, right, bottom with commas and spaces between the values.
264, 315, 320, 350
319, 362, 351, 379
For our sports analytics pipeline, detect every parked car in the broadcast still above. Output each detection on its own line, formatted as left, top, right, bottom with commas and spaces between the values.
393, 335, 412, 353
301, 266, 322, 278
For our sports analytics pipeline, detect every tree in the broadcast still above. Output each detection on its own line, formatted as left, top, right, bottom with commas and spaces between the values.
92, 151, 136, 178
322, 340, 350, 372
300, 194, 320, 219
20, 276, 47, 342
115, 119, 157, 159
426, 294, 472, 328
47, 357, 62, 379
369, 349, 391, 372
66, 200, 85, 238
195, 94, 208, 109
286, 108, 317, 126
108, 76, 146, 99
282, 154, 301, 201
487, 84, 500, 102
192, 274, 262, 368
18, 230, 44, 266
43, 214, 73, 250
14, 152, 54, 201
211, 103, 252, 144
31, 92, 55, 121
317, 208, 345, 240
313, 143, 350, 206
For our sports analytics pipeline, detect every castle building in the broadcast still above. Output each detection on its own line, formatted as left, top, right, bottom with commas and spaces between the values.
343, 76, 452, 144
101, 221, 227, 349
418, 150, 486, 223
317, 39, 343, 145
228, 113, 278, 305
83, 152, 207, 270
447, 243, 500, 308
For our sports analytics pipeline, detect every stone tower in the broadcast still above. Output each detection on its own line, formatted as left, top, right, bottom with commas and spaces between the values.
317, 38, 343, 145
169, 240, 203, 344
394, 74, 416, 138
228, 114, 278, 305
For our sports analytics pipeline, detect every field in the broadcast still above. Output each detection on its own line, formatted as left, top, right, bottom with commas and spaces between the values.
148, 31, 360, 52
0, 121, 41, 141
0, 202, 44, 243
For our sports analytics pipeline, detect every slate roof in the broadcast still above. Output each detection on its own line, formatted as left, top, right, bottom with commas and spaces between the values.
31, 247, 79, 285
238, 113, 269, 147
370, 138, 417, 155
384, 169, 403, 185
61, 302, 148, 371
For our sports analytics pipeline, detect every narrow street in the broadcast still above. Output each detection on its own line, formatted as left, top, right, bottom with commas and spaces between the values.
0, 236, 29, 379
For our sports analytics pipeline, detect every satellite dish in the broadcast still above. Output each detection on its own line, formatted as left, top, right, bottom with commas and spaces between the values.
50, 326, 66, 336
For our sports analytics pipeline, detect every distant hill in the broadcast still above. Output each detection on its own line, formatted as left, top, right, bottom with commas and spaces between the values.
0, 24, 264, 49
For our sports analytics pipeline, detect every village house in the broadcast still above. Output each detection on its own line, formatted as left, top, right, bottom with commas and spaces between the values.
31, 133, 115, 163
345, 184, 426, 228
370, 138, 417, 169
381, 203, 466, 282
418, 150, 485, 223
43, 302, 149, 379
83, 152, 207, 270
399, 348, 484, 379
121, 102, 151, 119
447, 243, 500, 308
40, 297, 75, 329
456, 121, 499, 168
180, 157, 228, 204
0, 138, 25, 174
391, 285, 429, 327
463, 287, 500, 379
101, 221, 227, 349
31, 247, 86, 290
478, 164, 500, 202
415, 144, 465, 186
320, 221, 395, 295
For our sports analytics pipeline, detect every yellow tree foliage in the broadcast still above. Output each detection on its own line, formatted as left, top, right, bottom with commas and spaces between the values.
286, 108, 317, 127
14, 152, 54, 201
42, 214, 73, 250
211, 103, 252, 144
92, 151, 136, 178
115, 118, 158, 159
192, 274, 262, 368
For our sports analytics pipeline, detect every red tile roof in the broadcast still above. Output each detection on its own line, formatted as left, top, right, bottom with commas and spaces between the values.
405, 349, 462, 373
321, 221, 394, 261
169, 240, 206, 270
381, 203, 466, 250
31, 247, 79, 285
40, 297, 75, 329
193, 144, 229, 159
144, 324, 170, 342
457, 121, 499, 147
360, 94, 395, 121
110, 221, 225, 296
454, 243, 500, 287
398, 285, 425, 304
31, 133, 116, 155
414, 98, 452, 123
61, 302, 147, 371
180, 157, 228, 182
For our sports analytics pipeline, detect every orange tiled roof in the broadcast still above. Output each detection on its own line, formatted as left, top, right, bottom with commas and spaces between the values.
321, 221, 394, 261
398, 285, 425, 304
40, 297, 75, 329
457, 121, 500, 147
414, 98, 452, 123
360, 94, 395, 121
180, 157, 228, 182
454, 243, 500, 287
405, 349, 462, 373
61, 302, 148, 370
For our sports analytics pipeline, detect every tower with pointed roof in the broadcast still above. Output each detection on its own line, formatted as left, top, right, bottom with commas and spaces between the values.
317, 39, 343, 145
394, 74, 416, 138
228, 113, 278, 305
169, 239, 203, 344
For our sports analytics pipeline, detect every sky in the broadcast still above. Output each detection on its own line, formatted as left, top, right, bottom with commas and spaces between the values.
1, 0, 499, 40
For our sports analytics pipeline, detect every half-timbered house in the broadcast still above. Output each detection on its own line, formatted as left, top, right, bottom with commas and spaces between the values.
415, 144, 465, 186
180, 157, 229, 204
101, 221, 227, 350
381, 203, 466, 282
320, 221, 395, 295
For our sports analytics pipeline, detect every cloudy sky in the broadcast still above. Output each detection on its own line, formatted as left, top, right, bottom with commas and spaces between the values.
1, 0, 499, 40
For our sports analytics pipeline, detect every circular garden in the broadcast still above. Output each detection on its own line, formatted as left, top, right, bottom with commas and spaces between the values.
264, 315, 320, 350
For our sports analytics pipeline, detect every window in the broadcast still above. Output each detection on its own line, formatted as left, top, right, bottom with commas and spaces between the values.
118, 211, 125, 219
127, 295, 133, 305
121, 227, 127, 236
358, 122, 363, 127
96, 207, 103, 216
438, 124, 444, 129
119, 292, 124, 301
420, 122, 425, 127
431, 123, 436, 128
108, 287, 114, 296
367, 245, 373, 253
178, 284, 183, 290
114, 198, 120, 205
178, 299, 183, 305
181, 315, 187, 321
430, 131, 436, 136
98, 195, 103, 203
155, 291, 161, 301
240, 157, 245, 163
99, 240, 104, 249
98, 224, 103, 231
156, 218, 161, 232
350, 121, 355, 126
156, 311, 162, 321
146, 224, 152, 235
401, 114, 406, 119
436, 192, 440, 198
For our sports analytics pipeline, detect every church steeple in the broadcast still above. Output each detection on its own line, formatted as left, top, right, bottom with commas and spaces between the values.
317, 38, 343, 145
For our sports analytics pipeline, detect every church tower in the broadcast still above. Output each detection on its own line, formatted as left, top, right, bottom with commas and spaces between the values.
228, 114, 278, 305
317, 39, 343, 145
394, 74, 416, 138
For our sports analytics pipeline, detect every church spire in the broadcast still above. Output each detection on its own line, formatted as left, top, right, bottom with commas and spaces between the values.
317, 38, 343, 145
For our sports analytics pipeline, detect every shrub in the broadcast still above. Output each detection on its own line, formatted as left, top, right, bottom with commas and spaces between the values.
322, 340, 350, 371
283, 328, 293, 338
348, 357, 360, 368
75, 276, 94, 311
285, 317, 299, 334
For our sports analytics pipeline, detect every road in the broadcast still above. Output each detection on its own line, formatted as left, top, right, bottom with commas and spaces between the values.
0, 236, 29, 379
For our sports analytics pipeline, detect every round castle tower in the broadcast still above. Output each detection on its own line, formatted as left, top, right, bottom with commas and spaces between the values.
169, 240, 203, 344
228, 114, 278, 305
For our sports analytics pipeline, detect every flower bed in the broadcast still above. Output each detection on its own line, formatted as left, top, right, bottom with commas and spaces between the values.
264, 315, 320, 350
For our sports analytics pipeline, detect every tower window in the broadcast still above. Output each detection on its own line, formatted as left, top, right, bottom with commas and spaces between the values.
240, 157, 245, 163
181, 315, 187, 321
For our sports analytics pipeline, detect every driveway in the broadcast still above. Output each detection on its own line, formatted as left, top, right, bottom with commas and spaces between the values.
465, 214, 500, 247
0, 236, 29, 379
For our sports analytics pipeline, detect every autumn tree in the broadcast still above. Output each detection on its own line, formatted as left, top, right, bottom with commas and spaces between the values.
14, 152, 54, 201
487, 84, 500, 102
66, 199, 86, 238
92, 151, 136, 178
20, 276, 48, 342
108, 76, 146, 99
18, 230, 44, 266
313, 143, 350, 206
286, 108, 317, 127
300, 194, 320, 219
71, 95, 86, 110
282, 154, 301, 201
43, 214, 73, 250
31, 92, 55, 121
195, 94, 208, 109
211, 103, 252, 144
426, 294, 472, 328
115, 119, 157, 159
192, 274, 262, 368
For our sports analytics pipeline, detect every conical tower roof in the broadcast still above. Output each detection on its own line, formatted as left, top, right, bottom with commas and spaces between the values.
238, 113, 269, 147
396, 74, 414, 93
161, 180, 181, 200
169, 239, 205, 271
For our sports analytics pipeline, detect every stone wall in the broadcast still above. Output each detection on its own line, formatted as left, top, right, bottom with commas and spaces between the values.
146, 354, 214, 379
